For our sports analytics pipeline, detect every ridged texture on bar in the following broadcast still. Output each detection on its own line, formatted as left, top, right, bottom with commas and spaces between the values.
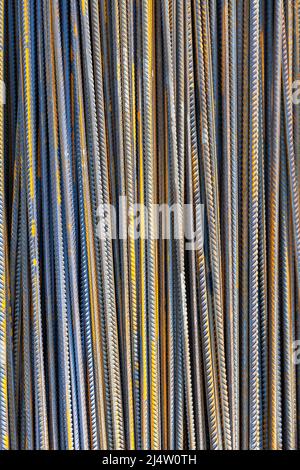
0, 0, 299, 450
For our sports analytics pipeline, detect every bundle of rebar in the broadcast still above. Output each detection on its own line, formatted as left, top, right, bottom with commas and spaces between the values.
0, 0, 300, 450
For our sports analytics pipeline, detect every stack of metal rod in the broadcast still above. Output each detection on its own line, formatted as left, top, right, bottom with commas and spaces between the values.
0, 0, 299, 450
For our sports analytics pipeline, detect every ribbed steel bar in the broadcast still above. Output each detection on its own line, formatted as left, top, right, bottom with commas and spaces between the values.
269, 0, 283, 450
19, 0, 48, 449
0, 0, 299, 450
248, 0, 261, 450
142, 0, 160, 450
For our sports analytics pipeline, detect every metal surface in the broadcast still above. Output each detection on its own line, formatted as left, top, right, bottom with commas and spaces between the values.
0, 0, 299, 450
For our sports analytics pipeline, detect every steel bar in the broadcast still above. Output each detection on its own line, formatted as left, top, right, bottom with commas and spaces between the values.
0, 0, 299, 450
